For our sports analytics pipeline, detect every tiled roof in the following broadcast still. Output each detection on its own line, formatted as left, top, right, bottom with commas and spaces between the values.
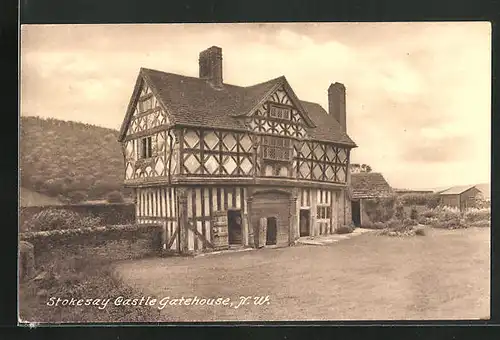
119, 68, 356, 147
351, 172, 394, 199
439, 185, 477, 195
300, 100, 356, 145
142, 68, 280, 131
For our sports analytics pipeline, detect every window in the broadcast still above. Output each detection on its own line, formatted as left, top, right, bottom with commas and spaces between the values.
262, 136, 292, 162
269, 104, 291, 120
139, 136, 153, 159
138, 96, 153, 113
316, 206, 331, 219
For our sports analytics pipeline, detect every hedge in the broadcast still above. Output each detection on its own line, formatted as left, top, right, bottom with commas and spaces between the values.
20, 224, 163, 254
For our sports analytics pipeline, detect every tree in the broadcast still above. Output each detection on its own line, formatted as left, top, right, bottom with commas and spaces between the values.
107, 190, 125, 203
360, 164, 372, 172
350, 163, 373, 173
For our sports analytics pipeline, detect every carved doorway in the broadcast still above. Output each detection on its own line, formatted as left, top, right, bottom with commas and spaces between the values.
251, 190, 291, 247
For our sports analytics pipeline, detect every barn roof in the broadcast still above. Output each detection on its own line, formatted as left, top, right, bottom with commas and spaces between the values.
351, 172, 394, 199
118, 68, 356, 147
439, 185, 478, 195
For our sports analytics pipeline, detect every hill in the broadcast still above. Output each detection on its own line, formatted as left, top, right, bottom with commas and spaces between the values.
20, 187, 63, 207
20, 116, 131, 201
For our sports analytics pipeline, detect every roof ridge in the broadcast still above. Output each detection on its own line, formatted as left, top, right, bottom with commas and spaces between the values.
300, 99, 323, 106
141, 67, 284, 90
120, 67, 357, 147
243, 75, 285, 89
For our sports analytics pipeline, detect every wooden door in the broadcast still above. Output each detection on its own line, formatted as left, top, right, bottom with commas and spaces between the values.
212, 211, 229, 249
251, 191, 290, 247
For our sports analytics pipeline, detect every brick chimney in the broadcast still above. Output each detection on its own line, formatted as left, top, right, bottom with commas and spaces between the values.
328, 82, 346, 132
199, 46, 223, 88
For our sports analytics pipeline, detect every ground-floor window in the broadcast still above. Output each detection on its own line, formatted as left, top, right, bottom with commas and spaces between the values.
317, 205, 331, 220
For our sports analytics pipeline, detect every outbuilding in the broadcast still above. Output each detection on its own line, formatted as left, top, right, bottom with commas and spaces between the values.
350, 172, 394, 227
438, 185, 483, 211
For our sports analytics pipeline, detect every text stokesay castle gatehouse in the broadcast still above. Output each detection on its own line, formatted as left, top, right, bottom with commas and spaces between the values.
118, 46, 357, 254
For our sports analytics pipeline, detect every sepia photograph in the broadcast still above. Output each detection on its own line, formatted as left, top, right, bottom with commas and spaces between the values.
19, 22, 491, 323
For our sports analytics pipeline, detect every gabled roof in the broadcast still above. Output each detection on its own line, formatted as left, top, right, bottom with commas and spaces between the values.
118, 68, 357, 147
351, 172, 394, 199
300, 100, 356, 146
231, 76, 317, 128
439, 185, 478, 195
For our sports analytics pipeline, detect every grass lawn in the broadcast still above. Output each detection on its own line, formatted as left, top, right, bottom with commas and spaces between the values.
112, 227, 489, 321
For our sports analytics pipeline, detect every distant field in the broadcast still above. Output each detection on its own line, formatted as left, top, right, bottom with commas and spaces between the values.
19, 187, 62, 207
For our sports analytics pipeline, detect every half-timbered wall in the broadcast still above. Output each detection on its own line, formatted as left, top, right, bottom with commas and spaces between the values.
126, 81, 170, 136
245, 87, 308, 139
136, 186, 178, 251
297, 188, 340, 237
184, 186, 248, 251
180, 128, 254, 177
123, 79, 176, 183
295, 141, 349, 184
124, 130, 176, 181
241, 87, 351, 184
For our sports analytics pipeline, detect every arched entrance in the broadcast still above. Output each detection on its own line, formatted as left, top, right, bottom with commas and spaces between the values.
250, 189, 291, 247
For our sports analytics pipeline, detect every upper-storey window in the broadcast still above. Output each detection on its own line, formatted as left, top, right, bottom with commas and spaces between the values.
138, 136, 153, 159
262, 136, 292, 162
269, 104, 291, 120
138, 95, 153, 113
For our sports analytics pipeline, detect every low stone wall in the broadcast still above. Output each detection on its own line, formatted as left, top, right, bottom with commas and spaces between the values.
19, 224, 163, 270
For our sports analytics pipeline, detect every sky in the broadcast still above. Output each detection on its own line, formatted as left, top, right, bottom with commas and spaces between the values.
20, 23, 491, 190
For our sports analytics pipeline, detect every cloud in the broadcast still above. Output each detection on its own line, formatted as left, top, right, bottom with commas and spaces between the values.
399, 134, 471, 163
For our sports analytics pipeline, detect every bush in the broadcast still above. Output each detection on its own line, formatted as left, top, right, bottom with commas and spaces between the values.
386, 219, 400, 229
417, 216, 427, 225
465, 208, 491, 223
22, 209, 102, 232
337, 225, 354, 234
422, 209, 437, 218
359, 221, 386, 230
360, 221, 374, 229
398, 193, 440, 208
403, 218, 418, 227
395, 204, 405, 220
468, 197, 490, 210
415, 227, 426, 236
378, 228, 415, 237
435, 217, 467, 229
107, 190, 125, 203
363, 196, 396, 223
410, 206, 418, 220
433, 206, 462, 223
469, 220, 491, 228
372, 222, 386, 230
